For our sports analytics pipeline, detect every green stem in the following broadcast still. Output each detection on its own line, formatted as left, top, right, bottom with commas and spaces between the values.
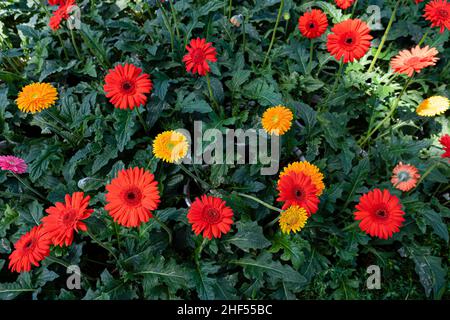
56, 32, 69, 61
194, 237, 208, 267
418, 28, 430, 46
168, 0, 181, 38
308, 39, 314, 73
342, 221, 359, 232
262, 0, 284, 67
11, 172, 48, 203
205, 73, 221, 115
136, 107, 149, 132
228, 0, 232, 19
234, 192, 282, 213
152, 215, 173, 244
367, 0, 401, 73
320, 59, 344, 111
242, 15, 247, 53
46, 256, 95, 281
264, 215, 280, 229
350, 0, 359, 17
157, 1, 175, 52
179, 163, 210, 190
70, 29, 82, 60
113, 222, 121, 249
359, 75, 413, 147
408, 162, 440, 193
86, 229, 119, 262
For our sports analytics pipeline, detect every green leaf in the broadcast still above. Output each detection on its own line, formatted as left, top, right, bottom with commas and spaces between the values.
243, 78, 283, 107
0, 273, 35, 300
114, 110, 136, 152
422, 209, 449, 242
181, 93, 212, 114
225, 220, 270, 252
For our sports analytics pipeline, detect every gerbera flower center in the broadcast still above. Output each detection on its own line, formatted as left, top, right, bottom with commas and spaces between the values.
123, 187, 143, 206
397, 171, 411, 182
61, 208, 78, 226
23, 239, 35, 250
202, 207, 221, 224
309, 22, 316, 29
373, 206, 390, 220
294, 188, 304, 200
121, 80, 135, 93
191, 49, 206, 64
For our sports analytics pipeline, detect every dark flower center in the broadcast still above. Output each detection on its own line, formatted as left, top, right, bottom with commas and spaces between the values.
23, 239, 34, 250
121, 80, 135, 93
345, 37, 353, 44
438, 8, 448, 18
294, 189, 304, 200
202, 207, 221, 224
61, 209, 77, 226
191, 49, 206, 64
374, 207, 389, 220
309, 22, 316, 29
123, 187, 143, 206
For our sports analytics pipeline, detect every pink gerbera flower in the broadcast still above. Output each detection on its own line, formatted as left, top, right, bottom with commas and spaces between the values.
0, 156, 27, 174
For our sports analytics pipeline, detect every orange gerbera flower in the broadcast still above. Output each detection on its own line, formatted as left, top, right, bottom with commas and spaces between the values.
16, 82, 58, 113
187, 195, 234, 239
391, 162, 421, 192
390, 45, 439, 77
261, 106, 293, 136
279, 161, 325, 196
41, 192, 93, 247
298, 9, 328, 39
103, 63, 153, 110
277, 171, 320, 215
354, 189, 405, 239
8, 226, 51, 273
326, 19, 372, 63
334, 0, 355, 10
183, 38, 218, 76
105, 167, 161, 227
424, 0, 450, 33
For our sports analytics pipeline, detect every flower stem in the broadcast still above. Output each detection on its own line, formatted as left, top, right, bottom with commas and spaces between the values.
47, 256, 96, 281
320, 59, 344, 111
308, 39, 314, 73
136, 107, 149, 132
264, 215, 280, 229
342, 221, 359, 232
408, 161, 440, 193
152, 215, 173, 244
70, 29, 82, 60
418, 28, 430, 46
350, 0, 359, 17
234, 192, 282, 213
157, 1, 175, 52
168, 0, 181, 39
86, 229, 119, 262
179, 163, 210, 190
194, 237, 208, 267
262, 0, 284, 67
228, 0, 232, 19
11, 172, 48, 203
368, 0, 401, 73
205, 73, 221, 115
359, 75, 413, 147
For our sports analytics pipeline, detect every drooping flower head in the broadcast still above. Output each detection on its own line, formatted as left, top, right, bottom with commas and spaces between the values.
0, 156, 27, 174
187, 195, 234, 240
105, 167, 160, 228
391, 162, 421, 192
277, 171, 320, 214
183, 38, 218, 76
279, 205, 308, 234
279, 161, 325, 196
41, 192, 93, 247
9, 226, 51, 273
416, 96, 449, 116
261, 106, 293, 136
298, 9, 328, 39
326, 18, 373, 63
439, 134, 450, 159
153, 131, 189, 163
424, 0, 450, 33
16, 82, 58, 113
49, 0, 76, 31
103, 63, 153, 110
354, 189, 405, 239
390, 45, 439, 77
334, 0, 356, 10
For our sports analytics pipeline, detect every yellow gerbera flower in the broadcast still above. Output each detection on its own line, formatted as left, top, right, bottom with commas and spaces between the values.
16, 83, 58, 113
153, 131, 189, 163
279, 161, 325, 196
279, 205, 308, 234
416, 96, 449, 117
261, 105, 293, 136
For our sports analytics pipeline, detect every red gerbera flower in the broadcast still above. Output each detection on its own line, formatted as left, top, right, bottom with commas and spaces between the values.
354, 189, 405, 240
424, 0, 450, 33
298, 9, 328, 39
334, 0, 355, 10
326, 18, 373, 63
41, 192, 93, 247
48, 0, 61, 6
48, 0, 76, 31
390, 45, 439, 77
103, 63, 153, 110
9, 226, 51, 273
187, 195, 234, 239
183, 38, 218, 76
439, 134, 450, 159
277, 171, 320, 215
105, 167, 160, 228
